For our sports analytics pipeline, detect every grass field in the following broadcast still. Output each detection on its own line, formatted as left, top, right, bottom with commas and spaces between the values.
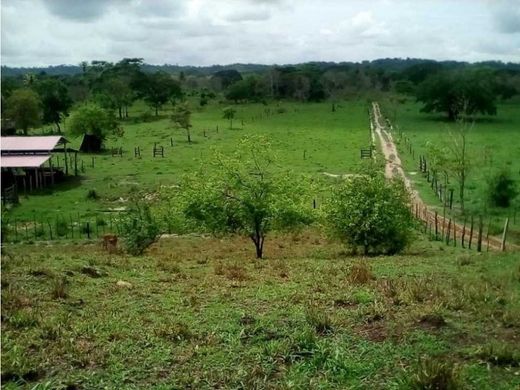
380, 97, 520, 245
5, 100, 371, 224
2, 233, 519, 389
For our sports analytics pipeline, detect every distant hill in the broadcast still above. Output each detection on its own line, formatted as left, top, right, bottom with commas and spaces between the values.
2, 58, 519, 78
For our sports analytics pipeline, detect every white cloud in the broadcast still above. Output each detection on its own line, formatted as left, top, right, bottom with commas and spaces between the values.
1, 0, 519, 67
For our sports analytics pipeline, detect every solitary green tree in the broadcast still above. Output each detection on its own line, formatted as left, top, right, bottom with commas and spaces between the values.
222, 106, 236, 129
325, 171, 414, 255
416, 69, 497, 121
5, 88, 41, 135
171, 102, 192, 143
68, 102, 118, 152
178, 136, 314, 258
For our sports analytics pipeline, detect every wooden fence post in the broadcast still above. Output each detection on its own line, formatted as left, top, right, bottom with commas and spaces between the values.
469, 216, 474, 249
477, 216, 483, 252
435, 211, 438, 240
501, 218, 509, 251
461, 217, 466, 248
446, 219, 451, 245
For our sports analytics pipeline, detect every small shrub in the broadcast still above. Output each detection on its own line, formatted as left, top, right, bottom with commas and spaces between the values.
476, 342, 520, 367
305, 306, 333, 335
155, 321, 193, 342
225, 264, 249, 281
96, 217, 106, 226
486, 170, 518, 208
347, 262, 375, 285
277, 107, 287, 114
404, 357, 462, 390
86, 189, 99, 200
456, 254, 472, 266
120, 200, 160, 256
51, 277, 68, 300
55, 219, 69, 237
325, 171, 414, 255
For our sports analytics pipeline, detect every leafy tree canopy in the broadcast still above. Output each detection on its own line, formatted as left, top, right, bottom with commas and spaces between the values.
5, 88, 41, 135
416, 69, 498, 120
177, 136, 314, 258
325, 171, 414, 255
68, 102, 118, 140
34, 78, 72, 132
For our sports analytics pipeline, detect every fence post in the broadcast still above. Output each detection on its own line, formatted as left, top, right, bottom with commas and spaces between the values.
446, 219, 451, 245
86, 222, 91, 239
48, 220, 53, 240
469, 216, 474, 249
477, 216, 483, 252
501, 218, 509, 251
461, 217, 466, 248
453, 223, 456, 247
434, 211, 438, 240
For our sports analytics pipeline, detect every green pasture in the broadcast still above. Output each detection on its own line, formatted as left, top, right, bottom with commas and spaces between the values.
381, 98, 520, 245
5, 100, 371, 223
2, 234, 519, 389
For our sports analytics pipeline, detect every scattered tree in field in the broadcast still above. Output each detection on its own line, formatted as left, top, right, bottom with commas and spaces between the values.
416, 69, 497, 121
222, 107, 236, 129
68, 102, 118, 152
487, 170, 518, 208
325, 171, 413, 255
34, 78, 72, 132
178, 136, 314, 258
5, 88, 41, 135
120, 199, 160, 256
171, 102, 192, 143
137, 72, 182, 116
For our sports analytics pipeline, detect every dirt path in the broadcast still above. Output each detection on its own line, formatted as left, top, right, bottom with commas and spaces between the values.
371, 102, 506, 251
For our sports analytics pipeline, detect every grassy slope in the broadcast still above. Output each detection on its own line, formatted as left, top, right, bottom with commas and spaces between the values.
380, 98, 520, 244
2, 234, 519, 389
6, 100, 370, 222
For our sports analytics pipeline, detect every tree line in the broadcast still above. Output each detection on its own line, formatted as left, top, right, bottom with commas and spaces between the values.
2, 57, 519, 139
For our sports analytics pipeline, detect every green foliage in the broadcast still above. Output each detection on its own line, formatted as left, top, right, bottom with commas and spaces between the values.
325, 171, 414, 255
416, 69, 498, 120
222, 106, 237, 128
171, 102, 192, 143
136, 71, 182, 115
67, 102, 118, 140
404, 358, 462, 390
486, 169, 518, 208
120, 200, 160, 256
86, 189, 99, 200
34, 78, 72, 132
177, 136, 314, 258
5, 88, 41, 134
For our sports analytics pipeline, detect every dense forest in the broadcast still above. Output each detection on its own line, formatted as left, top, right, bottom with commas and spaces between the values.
2, 57, 520, 135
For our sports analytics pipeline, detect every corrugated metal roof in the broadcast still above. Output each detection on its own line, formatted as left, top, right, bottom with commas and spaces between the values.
1, 155, 51, 168
1, 136, 67, 152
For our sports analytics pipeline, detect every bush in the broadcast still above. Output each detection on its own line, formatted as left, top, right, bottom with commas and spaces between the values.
55, 219, 69, 237
404, 357, 462, 389
487, 170, 518, 208
120, 200, 160, 256
86, 189, 99, 200
325, 172, 414, 255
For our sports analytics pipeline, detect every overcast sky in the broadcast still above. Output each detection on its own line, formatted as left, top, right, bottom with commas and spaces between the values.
1, 0, 519, 67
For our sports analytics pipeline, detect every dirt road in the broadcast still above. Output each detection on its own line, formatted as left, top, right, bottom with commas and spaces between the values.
371, 102, 505, 251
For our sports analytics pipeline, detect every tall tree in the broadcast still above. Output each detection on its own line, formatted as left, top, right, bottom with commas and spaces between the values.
171, 102, 192, 143
416, 69, 497, 121
5, 88, 41, 135
34, 78, 72, 132
137, 72, 182, 116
